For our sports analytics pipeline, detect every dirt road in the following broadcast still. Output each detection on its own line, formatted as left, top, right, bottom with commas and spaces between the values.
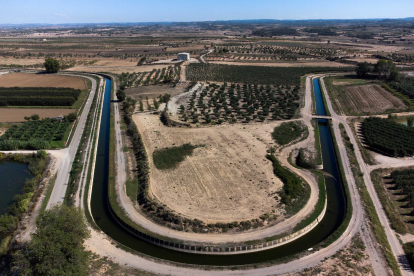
46, 75, 98, 208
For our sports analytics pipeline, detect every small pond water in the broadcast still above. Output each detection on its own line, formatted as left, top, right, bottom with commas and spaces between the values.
0, 160, 33, 215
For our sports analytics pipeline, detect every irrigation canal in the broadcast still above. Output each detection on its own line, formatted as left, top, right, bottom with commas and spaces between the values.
89, 77, 347, 265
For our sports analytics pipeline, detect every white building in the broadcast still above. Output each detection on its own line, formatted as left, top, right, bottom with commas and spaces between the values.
177, 53, 190, 61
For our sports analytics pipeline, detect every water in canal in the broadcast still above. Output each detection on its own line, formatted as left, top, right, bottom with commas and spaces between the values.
90, 78, 347, 265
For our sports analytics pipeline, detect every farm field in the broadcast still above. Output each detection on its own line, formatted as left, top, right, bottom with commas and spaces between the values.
132, 113, 285, 223
0, 108, 75, 122
344, 85, 406, 114
209, 61, 354, 67
186, 64, 354, 85
169, 82, 300, 124
324, 76, 407, 115
0, 73, 87, 90
0, 117, 72, 149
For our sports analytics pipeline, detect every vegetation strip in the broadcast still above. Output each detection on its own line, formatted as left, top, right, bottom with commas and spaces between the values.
64, 75, 101, 206
339, 123, 402, 276
0, 151, 49, 256
370, 169, 408, 234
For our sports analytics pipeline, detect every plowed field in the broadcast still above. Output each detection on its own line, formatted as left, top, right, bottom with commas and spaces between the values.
0, 73, 86, 90
0, 108, 75, 122
344, 85, 406, 114
133, 114, 284, 223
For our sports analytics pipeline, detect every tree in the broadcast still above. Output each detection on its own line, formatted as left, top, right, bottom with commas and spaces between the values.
116, 90, 126, 102
0, 214, 17, 237
374, 59, 397, 80
12, 204, 90, 276
30, 114, 39, 121
407, 116, 414, 127
66, 112, 77, 122
43, 58, 60, 73
356, 62, 371, 78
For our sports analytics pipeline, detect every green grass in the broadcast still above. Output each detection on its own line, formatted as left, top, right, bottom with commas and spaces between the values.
123, 146, 130, 152
125, 178, 138, 202
312, 119, 323, 165
293, 172, 326, 231
153, 143, 198, 170
40, 173, 57, 213
271, 122, 303, 146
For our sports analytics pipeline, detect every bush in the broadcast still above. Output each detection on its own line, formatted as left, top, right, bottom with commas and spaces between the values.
153, 144, 197, 170
272, 122, 302, 145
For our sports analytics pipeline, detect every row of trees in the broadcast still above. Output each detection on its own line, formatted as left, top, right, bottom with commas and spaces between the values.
0, 96, 76, 106
187, 64, 354, 85
390, 169, 414, 208
356, 59, 399, 81
0, 87, 82, 100
361, 117, 414, 157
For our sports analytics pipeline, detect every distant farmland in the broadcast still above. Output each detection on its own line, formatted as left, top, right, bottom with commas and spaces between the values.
0, 73, 87, 90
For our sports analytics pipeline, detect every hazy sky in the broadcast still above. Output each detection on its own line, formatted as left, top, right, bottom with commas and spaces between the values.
2, 0, 414, 24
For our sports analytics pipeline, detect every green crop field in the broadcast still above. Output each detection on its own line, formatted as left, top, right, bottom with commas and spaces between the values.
0, 118, 72, 150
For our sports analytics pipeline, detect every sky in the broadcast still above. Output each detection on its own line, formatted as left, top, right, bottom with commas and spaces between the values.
1, 0, 414, 24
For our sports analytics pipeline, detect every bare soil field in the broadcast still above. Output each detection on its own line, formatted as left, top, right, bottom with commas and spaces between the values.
0, 108, 75, 122
346, 58, 379, 64
133, 113, 284, 223
0, 73, 86, 89
125, 84, 187, 100
344, 85, 406, 114
209, 61, 354, 67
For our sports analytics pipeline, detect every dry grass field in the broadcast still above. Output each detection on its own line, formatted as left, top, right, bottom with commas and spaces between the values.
67, 64, 169, 74
0, 57, 45, 66
133, 113, 284, 223
0, 108, 75, 122
344, 85, 406, 114
0, 73, 86, 89
125, 84, 187, 100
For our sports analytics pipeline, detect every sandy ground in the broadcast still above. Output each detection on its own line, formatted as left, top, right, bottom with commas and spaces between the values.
283, 233, 374, 276
0, 108, 75, 122
209, 61, 354, 67
0, 72, 86, 89
0, 127, 6, 136
67, 64, 169, 74
133, 113, 284, 223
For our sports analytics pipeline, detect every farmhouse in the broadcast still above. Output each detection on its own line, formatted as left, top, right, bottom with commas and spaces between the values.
177, 53, 190, 61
